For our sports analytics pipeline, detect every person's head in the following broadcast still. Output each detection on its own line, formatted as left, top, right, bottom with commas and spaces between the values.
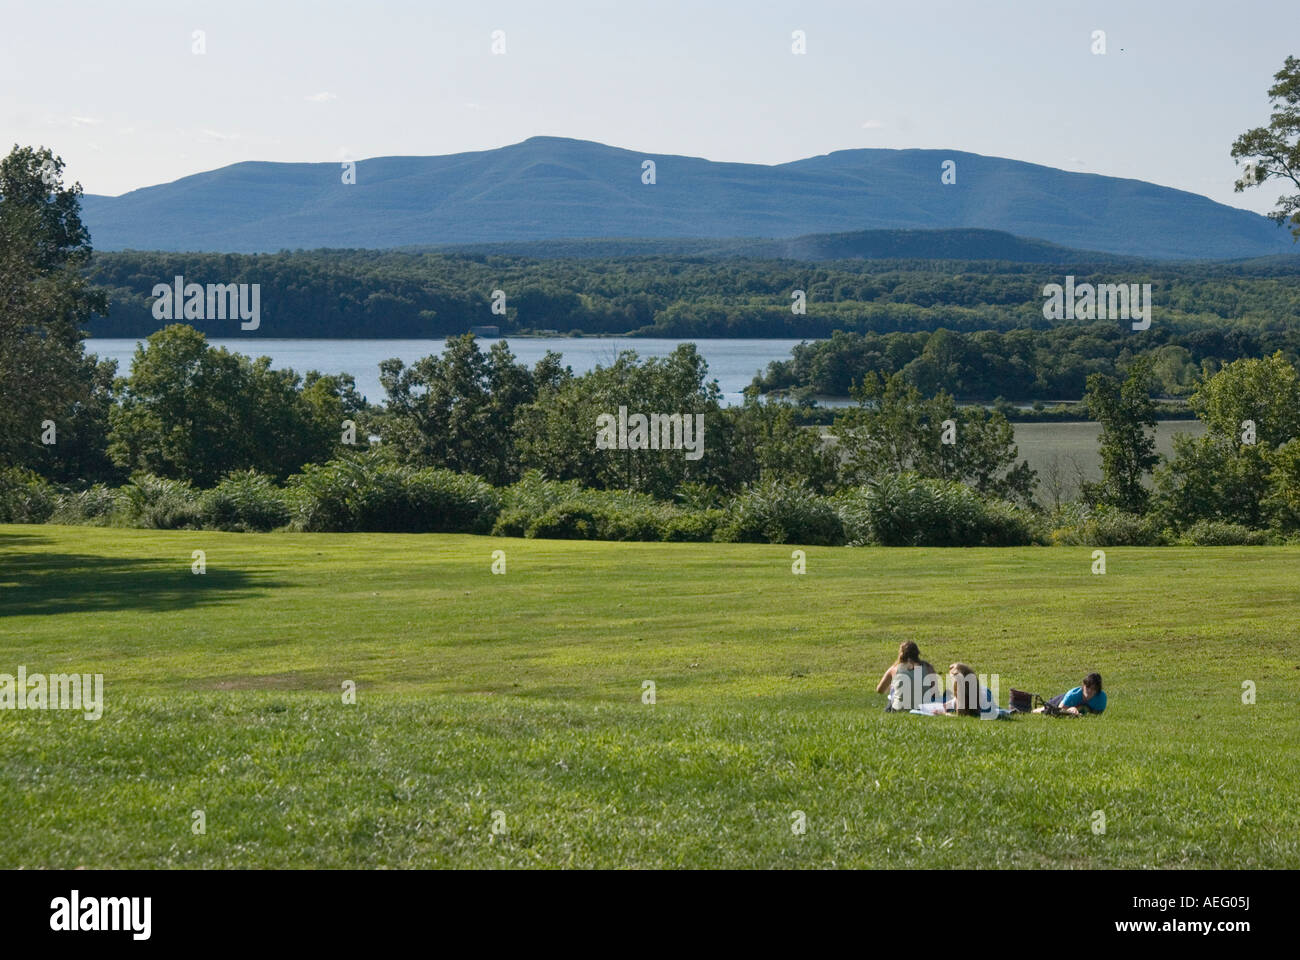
948, 662, 977, 707
897, 641, 922, 665
1083, 672, 1103, 699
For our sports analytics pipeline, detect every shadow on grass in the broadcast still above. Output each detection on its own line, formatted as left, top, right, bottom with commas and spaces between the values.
0, 530, 51, 549
0, 538, 280, 616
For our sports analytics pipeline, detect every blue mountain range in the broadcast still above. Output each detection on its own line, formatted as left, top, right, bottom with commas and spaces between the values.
80, 136, 1296, 260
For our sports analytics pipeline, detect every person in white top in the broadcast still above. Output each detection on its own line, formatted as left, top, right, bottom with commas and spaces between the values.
876, 641, 943, 712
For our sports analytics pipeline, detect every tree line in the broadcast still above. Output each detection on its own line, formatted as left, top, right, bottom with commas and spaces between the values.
752, 322, 1300, 401
84, 247, 1300, 345
6, 142, 1300, 544
9, 320, 1300, 545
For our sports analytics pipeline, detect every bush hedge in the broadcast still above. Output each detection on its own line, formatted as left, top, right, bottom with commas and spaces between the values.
716, 480, 845, 545
287, 453, 500, 533
117, 473, 202, 529
1177, 520, 1273, 546
200, 470, 291, 532
0, 468, 56, 524
50, 484, 120, 525
838, 473, 1041, 547
1051, 505, 1169, 546
10, 455, 1290, 549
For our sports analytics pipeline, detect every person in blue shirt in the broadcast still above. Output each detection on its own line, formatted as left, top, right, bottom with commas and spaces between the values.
1038, 672, 1107, 715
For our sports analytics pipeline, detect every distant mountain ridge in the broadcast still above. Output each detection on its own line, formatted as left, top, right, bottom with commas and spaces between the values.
80, 136, 1297, 260
416, 228, 1148, 265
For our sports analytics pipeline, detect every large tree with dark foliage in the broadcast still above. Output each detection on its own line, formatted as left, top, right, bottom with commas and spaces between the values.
831, 371, 1037, 504
0, 145, 115, 481
379, 334, 565, 485
514, 344, 748, 499
109, 324, 362, 486
1083, 359, 1160, 513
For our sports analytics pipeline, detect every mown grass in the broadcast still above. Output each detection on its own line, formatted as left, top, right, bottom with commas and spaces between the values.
1, 525, 1296, 868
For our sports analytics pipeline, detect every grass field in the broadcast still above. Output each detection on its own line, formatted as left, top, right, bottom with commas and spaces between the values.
2, 524, 1297, 869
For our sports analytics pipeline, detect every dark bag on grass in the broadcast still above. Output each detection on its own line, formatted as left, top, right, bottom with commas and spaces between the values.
1009, 689, 1033, 713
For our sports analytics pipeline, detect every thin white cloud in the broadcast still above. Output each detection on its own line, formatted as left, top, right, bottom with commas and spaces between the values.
305, 91, 338, 102
861, 119, 884, 130
46, 115, 102, 127
197, 128, 242, 142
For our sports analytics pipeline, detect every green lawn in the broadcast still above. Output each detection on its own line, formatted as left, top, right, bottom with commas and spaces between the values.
1, 525, 1297, 868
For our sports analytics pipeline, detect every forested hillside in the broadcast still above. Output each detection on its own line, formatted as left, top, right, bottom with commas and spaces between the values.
86, 247, 1300, 346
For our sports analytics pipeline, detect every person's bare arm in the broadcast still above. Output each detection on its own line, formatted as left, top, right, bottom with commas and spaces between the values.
875, 665, 896, 695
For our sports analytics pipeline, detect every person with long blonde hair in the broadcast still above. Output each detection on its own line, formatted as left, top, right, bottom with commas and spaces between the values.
942, 662, 995, 717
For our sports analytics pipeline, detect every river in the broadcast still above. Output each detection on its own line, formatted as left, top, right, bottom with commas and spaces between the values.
84, 337, 808, 407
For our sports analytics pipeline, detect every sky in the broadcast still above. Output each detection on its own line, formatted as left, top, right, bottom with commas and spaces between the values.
0, 0, 1294, 215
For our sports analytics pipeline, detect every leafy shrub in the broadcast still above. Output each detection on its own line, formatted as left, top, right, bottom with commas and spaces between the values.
286, 457, 360, 532
499, 472, 679, 541
1177, 520, 1272, 546
976, 499, 1045, 546
499, 471, 589, 515
200, 470, 291, 532
662, 509, 725, 542
50, 484, 121, 525
593, 505, 668, 541
490, 507, 532, 538
519, 500, 675, 542
288, 453, 500, 533
674, 481, 725, 510
838, 473, 1040, 547
717, 480, 844, 545
1051, 505, 1168, 546
0, 468, 56, 524
118, 473, 202, 529
526, 504, 603, 540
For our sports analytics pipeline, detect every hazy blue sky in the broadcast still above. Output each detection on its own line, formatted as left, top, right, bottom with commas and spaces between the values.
1, 0, 1293, 215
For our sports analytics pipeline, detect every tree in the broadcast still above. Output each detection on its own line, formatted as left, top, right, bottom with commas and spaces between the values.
1083, 359, 1159, 513
1155, 353, 1300, 529
1265, 438, 1300, 531
724, 398, 839, 494
831, 371, 1036, 503
379, 335, 555, 485
0, 144, 112, 479
1189, 351, 1300, 446
1155, 431, 1268, 529
109, 324, 350, 485
515, 344, 736, 498
1232, 55, 1300, 240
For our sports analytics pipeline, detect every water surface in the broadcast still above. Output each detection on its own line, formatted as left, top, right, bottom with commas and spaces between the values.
85, 337, 809, 406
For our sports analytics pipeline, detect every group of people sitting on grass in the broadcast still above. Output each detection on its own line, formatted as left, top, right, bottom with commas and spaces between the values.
874, 641, 1107, 718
